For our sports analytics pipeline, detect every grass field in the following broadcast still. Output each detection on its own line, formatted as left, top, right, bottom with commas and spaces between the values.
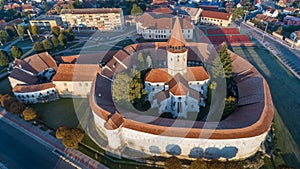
232, 46, 300, 168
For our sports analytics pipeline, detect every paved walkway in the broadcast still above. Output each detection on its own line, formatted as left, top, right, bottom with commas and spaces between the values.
0, 108, 108, 169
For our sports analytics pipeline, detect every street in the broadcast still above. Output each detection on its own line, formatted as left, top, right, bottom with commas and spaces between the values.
0, 118, 76, 169
240, 22, 300, 79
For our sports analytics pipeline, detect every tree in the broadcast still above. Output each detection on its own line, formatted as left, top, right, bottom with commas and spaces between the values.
65, 28, 75, 41
226, 161, 243, 169
42, 39, 52, 51
0, 50, 10, 67
33, 42, 44, 53
218, 44, 232, 79
56, 126, 68, 139
137, 52, 146, 70
44, 3, 51, 12
232, 8, 245, 21
51, 26, 61, 37
51, 36, 59, 48
22, 107, 37, 121
71, 128, 85, 142
0, 30, 8, 43
131, 3, 143, 15
190, 159, 208, 169
62, 130, 79, 149
17, 25, 25, 39
164, 156, 182, 169
276, 26, 283, 34
0, 94, 17, 110
58, 33, 67, 47
73, 0, 82, 8
112, 72, 132, 103
146, 55, 152, 68
277, 164, 296, 169
5, 26, 16, 38
208, 160, 225, 169
30, 25, 40, 37
9, 101, 25, 115
10, 45, 23, 59
222, 96, 237, 119
54, 6, 61, 14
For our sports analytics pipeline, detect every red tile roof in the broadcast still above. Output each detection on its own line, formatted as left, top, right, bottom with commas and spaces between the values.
19, 52, 58, 74
152, 7, 173, 14
187, 67, 210, 81
145, 68, 170, 82
53, 64, 98, 81
104, 112, 124, 130
201, 10, 231, 21
12, 82, 55, 93
168, 17, 186, 48
169, 82, 189, 96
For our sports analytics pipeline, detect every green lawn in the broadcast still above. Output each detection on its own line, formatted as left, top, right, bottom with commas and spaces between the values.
232, 46, 300, 168
30, 99, 79, 129
14, 39, 34, 48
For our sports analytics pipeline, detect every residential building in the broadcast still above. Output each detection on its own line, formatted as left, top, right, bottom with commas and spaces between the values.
8, 52, 59, 103
200, 10, 232, 27
177, 7, 202, 24
135, 13, 194, 40
283, 15, 300, 26
29, 15, 63, 32
60, 8, 124, 30
22, 4, 33, 12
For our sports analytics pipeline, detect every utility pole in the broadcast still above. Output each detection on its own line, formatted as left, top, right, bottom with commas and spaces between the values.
262, 22, 269, 43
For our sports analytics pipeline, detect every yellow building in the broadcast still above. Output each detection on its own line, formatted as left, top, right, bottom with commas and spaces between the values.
29, 15, 62, 32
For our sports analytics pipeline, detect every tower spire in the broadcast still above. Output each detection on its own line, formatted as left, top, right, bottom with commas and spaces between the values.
167, 17, 186, 51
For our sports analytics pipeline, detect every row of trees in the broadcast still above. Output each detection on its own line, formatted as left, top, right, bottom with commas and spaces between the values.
56, 126, 85, 149
0, 45, 23, 67
33, 27, 74, 53
211, 44, 238, 120
164, 156, 243, 169
0, 94, 37, 121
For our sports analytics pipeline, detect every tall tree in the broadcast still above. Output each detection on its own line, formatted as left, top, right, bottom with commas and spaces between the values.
44, 2, 51, 12
58, 33, 67, 47
164, 156, 182, 169
10, 45, 23, 59
0, 50, 9, 67
51, 36, 59, 48
65, 28, 75, 41
112, 72, 131, 103
5, 26, 16, 38
42, 39, 52, 51
9, 101, 25, 115
0, 30, 8, 44
131, 3, 143, 15
51, 26, 61, 37
17, 25, 25, 39
218, 44, 232, 79
73, 0, 82, 8
33, 42, 44, 53
30, 25, 40, 37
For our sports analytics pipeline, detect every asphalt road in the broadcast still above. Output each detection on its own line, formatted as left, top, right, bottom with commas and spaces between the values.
0, 119, 76, 169
240, 22, 300, 77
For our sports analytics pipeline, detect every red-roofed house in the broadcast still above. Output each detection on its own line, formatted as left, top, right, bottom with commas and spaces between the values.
200, 10, 232, 27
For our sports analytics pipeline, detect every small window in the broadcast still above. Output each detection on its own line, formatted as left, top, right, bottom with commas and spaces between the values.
156, 84, 159, 87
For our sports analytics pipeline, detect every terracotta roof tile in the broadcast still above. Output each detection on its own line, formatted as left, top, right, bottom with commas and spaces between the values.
20, 52, 58, 74
53, 64, 98, 81
152, 7, 173, 14
145, 68, 170, 82
104, 112, 124, 130
12, 82, 55, 93
201, 10, 231, 21
169, 82, 189, 96
168, 17, 186, 48
187, 67, 210, 81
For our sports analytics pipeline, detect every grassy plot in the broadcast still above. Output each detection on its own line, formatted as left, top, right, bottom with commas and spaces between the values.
232, 46, 300, 168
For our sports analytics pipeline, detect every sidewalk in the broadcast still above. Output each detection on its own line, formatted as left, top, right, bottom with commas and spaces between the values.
0, 108, 108, 169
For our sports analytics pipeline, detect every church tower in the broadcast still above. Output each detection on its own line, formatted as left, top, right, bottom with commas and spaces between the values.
167, 17, 188, 77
